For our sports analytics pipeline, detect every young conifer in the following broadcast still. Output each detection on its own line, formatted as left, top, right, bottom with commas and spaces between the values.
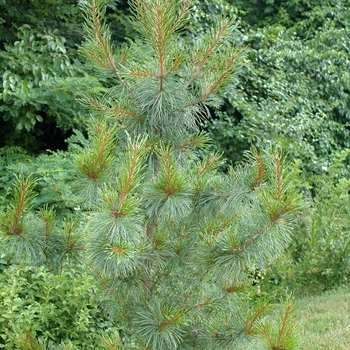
76, 0, 304, 348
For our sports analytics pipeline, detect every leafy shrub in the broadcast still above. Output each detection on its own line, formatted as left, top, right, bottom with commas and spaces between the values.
290, 152, 350, 292
0, 266, 117, 349
0, 24, 104, 152
0, 0, 84, 49
0, 25, 75, 130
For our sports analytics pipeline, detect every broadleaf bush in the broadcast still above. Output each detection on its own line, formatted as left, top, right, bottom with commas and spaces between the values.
0, 266, 117, 349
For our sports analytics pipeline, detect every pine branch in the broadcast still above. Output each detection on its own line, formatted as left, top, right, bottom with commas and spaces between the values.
170, 0, 191, 35
196, 154, 221, 179
131, 0, 191, 93
132, 302, 186, 349
84, 95, 144, 122
188, 50, 245, 106
111, 107, 144, 122
0, 176, 36, 236
155, 2, 166, 91
163, 54, 184, 79
112, 137, 148, 218
258, 300, 301, 350
245, 305, 268, 336
185, 19, 232, 90
234, 220, 274, 255
80, 0, 133, 95
76, 121, 116, 182
249, 152, 266, 191
192, 300, 212, 309
178, 132, 211, 153
63, 216, 83, 259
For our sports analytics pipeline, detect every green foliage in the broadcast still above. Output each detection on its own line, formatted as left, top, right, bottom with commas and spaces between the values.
188, 0, 350, 299
0, 24, 105, 151
0, 25, 73, 130
228, 0, 344, 28
79, 0, 246, 147
189, 0, 241, 37
0, 265, 117, 349
0, 0, 131, 152
254, 150, 350, 297
0, 1, 308, 348
73, 121, 119, 206
0, 0, 83, 48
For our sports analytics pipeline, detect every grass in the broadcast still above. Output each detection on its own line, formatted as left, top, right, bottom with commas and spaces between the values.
297, 287, 350, 349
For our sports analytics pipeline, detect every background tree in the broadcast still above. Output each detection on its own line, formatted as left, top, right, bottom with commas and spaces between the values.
204, 0, 350, 174
0, 0, 126, 152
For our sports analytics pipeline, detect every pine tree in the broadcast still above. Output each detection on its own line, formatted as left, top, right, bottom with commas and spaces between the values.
0, 0, 304, 348
73, 1, 304, 348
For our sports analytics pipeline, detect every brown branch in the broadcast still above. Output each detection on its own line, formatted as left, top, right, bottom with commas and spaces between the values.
245, 305, 268, 335
158, 315, 181, 332
226, 284, 245, 293
93, 128, 111, 170
86, 51, 113, 71
197, 154, 218, 178
83, 124, 113, 180
278, 303, 293, 342
179, 137, 206, 152
234, 220, 274, 255
112, 144, 142, 218
161, 151, 182, 196
90, 0, 133, 95
164, 55, 183, 78
5, 180, 31, 236
11, 181, 28, 235
170, 0, 191, 35
156, 2, 165, 92
187, 53, 238, 107
193, 301, 212, 309
119, 147, 140, 201
250, 154, 265, 191
184, 21, 230, 90
86, 97, 144, 122
44, 216, 50, 237
110, 107, 144, 122
87, 96, 107, 113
